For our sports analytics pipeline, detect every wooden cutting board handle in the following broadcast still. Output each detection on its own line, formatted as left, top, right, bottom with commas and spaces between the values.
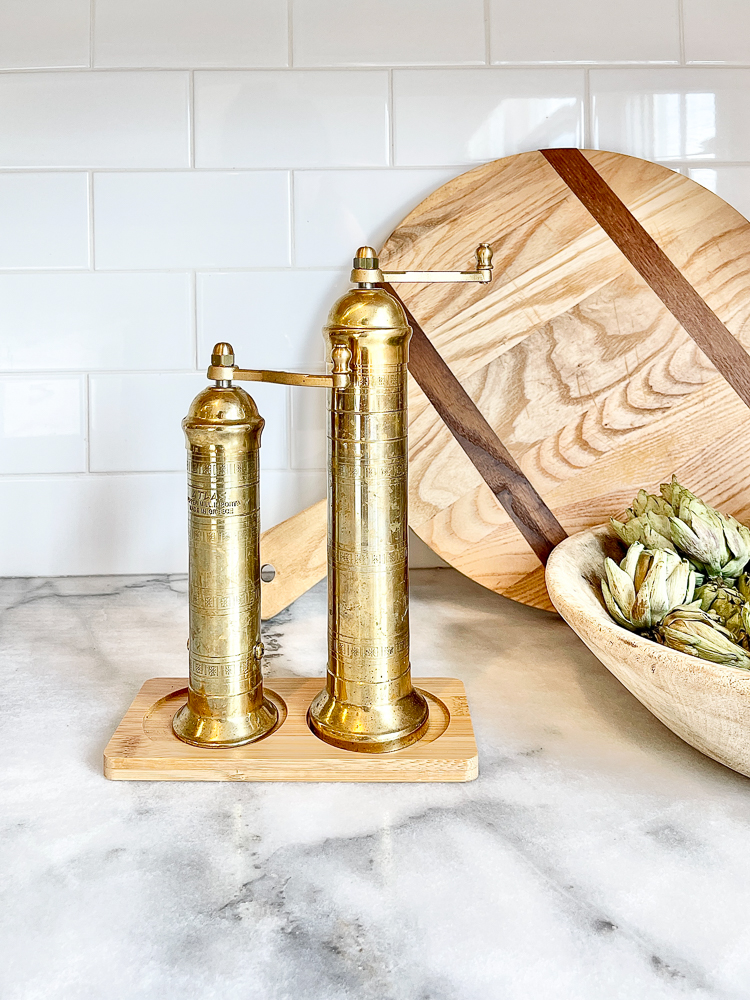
260, 498, 327, 620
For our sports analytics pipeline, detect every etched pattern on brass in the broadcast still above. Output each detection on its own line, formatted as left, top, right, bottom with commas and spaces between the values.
308, 286, 429, 752
172, 384, 278, 748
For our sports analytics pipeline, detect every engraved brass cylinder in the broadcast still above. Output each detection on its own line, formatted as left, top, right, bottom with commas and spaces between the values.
173, 381, 278, 747
308, 287, 429, 752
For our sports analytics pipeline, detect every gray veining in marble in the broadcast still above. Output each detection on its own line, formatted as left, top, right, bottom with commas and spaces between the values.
2, 569, 750, 999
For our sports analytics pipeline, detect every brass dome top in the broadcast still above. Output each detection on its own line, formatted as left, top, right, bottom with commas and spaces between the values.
185, 385, 263, 427
325, 287, 409, 332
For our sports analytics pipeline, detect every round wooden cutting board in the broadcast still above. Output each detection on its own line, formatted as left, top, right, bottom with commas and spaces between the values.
379, 148, 750, 612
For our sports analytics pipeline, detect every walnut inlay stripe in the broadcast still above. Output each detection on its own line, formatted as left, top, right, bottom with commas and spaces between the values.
542, 147, 750, 411
385, 284, 568, 565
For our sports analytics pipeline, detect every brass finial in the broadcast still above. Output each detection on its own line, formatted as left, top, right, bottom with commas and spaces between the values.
351, 247, 384, 284
211, 342, 235, 367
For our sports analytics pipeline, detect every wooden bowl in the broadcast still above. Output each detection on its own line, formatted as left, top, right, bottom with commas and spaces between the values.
545, 524, 750, 778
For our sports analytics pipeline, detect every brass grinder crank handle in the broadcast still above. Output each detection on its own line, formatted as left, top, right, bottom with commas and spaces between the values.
207, 344, 352, 389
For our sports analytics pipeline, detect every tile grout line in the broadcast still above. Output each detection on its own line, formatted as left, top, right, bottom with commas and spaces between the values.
0, 62, 729, 74
0, 160, 738, 176
288, 170, 297, 267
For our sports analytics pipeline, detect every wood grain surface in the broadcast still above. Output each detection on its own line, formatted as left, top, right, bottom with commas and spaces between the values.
104, 677, 478, 782
381, 149, 750, 611
260, 149, 750, 616
260, 498, 327, 620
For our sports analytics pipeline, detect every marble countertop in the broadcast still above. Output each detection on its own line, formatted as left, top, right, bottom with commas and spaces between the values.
3, 568, 750, 999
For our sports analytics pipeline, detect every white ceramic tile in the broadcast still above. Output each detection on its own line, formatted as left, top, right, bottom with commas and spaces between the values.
93, 172, 290, 269
197, 270, 346, 370
0, 0, 89, 69
393, 69, 585, 166
489, 0, 679, 64
0, 474, 187, 575
89, 373, 204, 473
0, 273, 192, 371
94, 0, 288, 68
0, 376, 86, 474
591, 69, 750, 162
0, 72, 189, 168
194, 71, 388, 168
0, 173, 89, 270
294, 169, 457, 267
292, 0, 485, 66
90, 373, 288, 473
688, 167, 750, 223
290, 385, 326, 469
684, 0, 750, 64
260, 469, 326, 531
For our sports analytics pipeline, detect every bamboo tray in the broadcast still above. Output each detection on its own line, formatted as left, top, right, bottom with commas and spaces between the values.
104, 676, 478, 782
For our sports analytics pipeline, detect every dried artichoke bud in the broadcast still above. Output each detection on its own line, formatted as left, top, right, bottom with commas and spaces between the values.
601, 545, 695, 631
656, 606, 750, 668
610, 509, 676, 551
631, 488, 675, 519
738, 574, 750, 602
662, 478, 750, 578
694, 582, 747, 638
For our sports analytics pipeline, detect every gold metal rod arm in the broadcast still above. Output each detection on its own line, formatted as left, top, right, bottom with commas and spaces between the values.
351, 242, 493, 286
380, 269, 491, 283
208, 365, 349, 388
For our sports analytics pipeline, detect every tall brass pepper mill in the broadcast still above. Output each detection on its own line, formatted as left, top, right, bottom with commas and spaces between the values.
309, 243, 494, 751
174, 243, 492, 753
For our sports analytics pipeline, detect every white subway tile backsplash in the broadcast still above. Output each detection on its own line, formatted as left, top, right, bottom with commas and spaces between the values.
260, 469, 326, 532
684, 0, 750, 65
0, 0, 744, 578
0, 375, 86, 473
89, 373, 205, 472
94, 0, 288, 68
490, 0, 679, 64
90, 373, 289, 473
294, 169, 457, 267
591, 69, 750, 162
0, 273, 192, 370
0, 72, 190, 168
197, 270, 346, 370
0, 173, 89, 270
688, 167, 750, 223
292, 0, 485, 67
290, 385, 326, 469
194, 71, 389, 168
393, 69, 585, 166
93, 172, 291, 269
0, 474, 187, 575
0, 0, 89, 69
250, 382, 289, 470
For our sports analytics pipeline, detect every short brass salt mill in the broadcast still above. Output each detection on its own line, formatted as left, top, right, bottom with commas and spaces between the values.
173, 344, 352, 747
174, 244, 492, 754
172, 373, 277, 746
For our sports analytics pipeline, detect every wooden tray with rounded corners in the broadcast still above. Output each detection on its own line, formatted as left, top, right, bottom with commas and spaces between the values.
104, 677, 478, 782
